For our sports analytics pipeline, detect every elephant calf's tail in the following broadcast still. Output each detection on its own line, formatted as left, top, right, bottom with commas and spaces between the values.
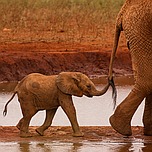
3, 92, 17, 116
108, 77, 117, 109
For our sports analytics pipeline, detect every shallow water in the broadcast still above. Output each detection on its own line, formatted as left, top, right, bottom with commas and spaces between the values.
0, 140, 150, 152
0, 85, 144, 126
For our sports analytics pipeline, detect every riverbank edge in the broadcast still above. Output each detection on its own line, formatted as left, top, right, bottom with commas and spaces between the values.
1, 126, 152, 143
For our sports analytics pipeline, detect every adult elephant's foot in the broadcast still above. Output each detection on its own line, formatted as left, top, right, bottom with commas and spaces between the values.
144, 127, 152, 136
72, 131, 84, 137
35, 127, 44, 136
16, 119, 23, 130
109, 114, 132, 136
16, 123, 21, 130
20, 131, 32, 138
143, 94, 152, 136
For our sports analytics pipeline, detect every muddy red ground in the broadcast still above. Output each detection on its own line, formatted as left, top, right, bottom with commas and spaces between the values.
1, 126, 152, 143
0, 126, 152, 144
0, 42, 132, 81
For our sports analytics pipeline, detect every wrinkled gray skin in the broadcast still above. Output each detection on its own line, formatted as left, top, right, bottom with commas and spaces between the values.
108, 0, 152, 136
3, 72, 110, 138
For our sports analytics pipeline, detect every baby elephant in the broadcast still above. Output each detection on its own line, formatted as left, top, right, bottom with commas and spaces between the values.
3, 72, 111, 138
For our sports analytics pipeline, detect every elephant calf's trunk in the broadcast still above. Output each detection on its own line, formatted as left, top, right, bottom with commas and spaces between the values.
93, 77, 117, 109
92, 81, 110, 97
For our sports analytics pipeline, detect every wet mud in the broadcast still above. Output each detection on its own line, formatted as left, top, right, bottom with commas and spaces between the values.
0, 126, 151, 143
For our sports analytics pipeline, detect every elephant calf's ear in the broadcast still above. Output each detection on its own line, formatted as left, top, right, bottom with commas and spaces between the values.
56, 72, 83, 97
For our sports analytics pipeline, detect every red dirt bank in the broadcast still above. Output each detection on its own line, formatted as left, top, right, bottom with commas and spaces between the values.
0, 42, 132, 81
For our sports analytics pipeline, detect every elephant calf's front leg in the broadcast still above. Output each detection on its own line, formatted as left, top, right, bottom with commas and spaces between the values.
60, 95, 84, 137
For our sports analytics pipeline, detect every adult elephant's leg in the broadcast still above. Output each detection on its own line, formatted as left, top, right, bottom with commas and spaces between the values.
36, 108, 57, 136
110, 86, 145, 136
59, 95, 83, 137
143, 94, 152, 135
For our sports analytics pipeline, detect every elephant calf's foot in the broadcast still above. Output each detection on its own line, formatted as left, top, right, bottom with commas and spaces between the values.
109, 114, 132, 136
20, 131, 32, 138
35, 128, 45, 136
72, 131, 84, 137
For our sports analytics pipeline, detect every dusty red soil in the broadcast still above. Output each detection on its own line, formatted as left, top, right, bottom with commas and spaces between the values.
0, 42, 132, 81
1, 126, 152, 143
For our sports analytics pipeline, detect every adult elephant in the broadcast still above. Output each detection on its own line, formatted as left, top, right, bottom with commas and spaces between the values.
3, 72, 114, 138
108, 0, 152, 136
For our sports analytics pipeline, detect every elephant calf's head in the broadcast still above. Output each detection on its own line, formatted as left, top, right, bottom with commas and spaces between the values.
56, 72, 109, 97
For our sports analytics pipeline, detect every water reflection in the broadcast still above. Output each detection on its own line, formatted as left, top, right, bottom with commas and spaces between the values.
18, 141, 83, 152
19, 142, 30, 152
115, 143, 132, 152
0, 141, 152, 152
142, 143, 152, 151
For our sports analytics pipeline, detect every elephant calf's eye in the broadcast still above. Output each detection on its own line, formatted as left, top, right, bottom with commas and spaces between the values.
86, 85, 91, 90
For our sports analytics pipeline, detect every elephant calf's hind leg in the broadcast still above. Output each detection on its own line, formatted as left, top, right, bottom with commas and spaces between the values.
20, 106, 38, 137
36, 109, 57, 136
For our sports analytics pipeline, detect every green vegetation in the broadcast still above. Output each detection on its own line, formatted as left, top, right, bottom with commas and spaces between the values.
0, 0, 125, 43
